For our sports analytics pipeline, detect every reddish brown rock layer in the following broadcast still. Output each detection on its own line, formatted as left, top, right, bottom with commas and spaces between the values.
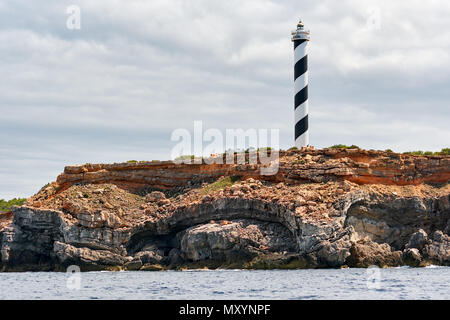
38, 149, 449, 201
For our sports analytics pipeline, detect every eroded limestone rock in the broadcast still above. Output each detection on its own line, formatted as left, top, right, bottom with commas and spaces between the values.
1, 149, 448, 271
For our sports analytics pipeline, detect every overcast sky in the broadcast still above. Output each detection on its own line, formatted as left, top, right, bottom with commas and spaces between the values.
1, 0, 449, 199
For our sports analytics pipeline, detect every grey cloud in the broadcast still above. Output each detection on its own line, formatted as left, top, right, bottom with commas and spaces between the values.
0, 0, 449, 198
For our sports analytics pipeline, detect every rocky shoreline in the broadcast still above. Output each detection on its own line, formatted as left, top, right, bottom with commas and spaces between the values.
1, 148, 449, 271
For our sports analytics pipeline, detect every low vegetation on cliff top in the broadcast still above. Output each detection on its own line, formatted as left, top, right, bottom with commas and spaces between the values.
403, 148, 450, 156
289, 144, 361, 151
0, 198, 26, 213
328, 144, 360, 149
201, 176, 241, 194
325, 145, 449, 156
167, 147, 450, 163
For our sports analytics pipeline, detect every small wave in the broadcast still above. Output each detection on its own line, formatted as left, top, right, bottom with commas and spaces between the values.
184, 268, 215, 272
212, 291, 225, 295
289, 295, 319, 300
216, 269, 248, 272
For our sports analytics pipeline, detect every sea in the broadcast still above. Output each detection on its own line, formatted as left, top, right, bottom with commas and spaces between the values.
0, 266, 448, 300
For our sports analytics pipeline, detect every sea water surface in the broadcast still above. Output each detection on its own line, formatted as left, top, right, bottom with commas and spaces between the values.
0, 267, 448, 300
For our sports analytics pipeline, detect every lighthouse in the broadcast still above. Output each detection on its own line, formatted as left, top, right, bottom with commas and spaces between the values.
291, 20, 310, 148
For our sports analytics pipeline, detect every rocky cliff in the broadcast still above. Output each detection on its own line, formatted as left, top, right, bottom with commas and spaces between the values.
1, 148, 449, 271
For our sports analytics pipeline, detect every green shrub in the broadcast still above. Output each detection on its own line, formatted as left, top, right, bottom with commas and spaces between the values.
403, 151, 424, 155
174, 155, 195, 161
128, 160, 160, 163
403, 148, 449, 156
329, 144, 360, 149
0, 198, 27, 213
438, 148, 450, 155
202, 176, 240, 194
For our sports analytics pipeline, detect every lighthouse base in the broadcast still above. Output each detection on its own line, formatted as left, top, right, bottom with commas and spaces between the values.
295, 134, 309, 149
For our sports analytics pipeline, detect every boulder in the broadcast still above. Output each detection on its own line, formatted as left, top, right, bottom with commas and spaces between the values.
140, 263, 164, 271
316, 237, 352, 267
145, 191, 166, 203
134, 250, 165, 264
53, 241, 130, 269
167, 248, 183, 265
406, 229, 429, 250
403, 248, 422, 267
346, 239, 403, 267
422, 231, 450, 265
124, 259, 143, 271
179, 219, 297, 263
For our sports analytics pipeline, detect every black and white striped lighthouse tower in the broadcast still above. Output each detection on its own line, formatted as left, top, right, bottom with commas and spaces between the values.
291, 20, 310, 148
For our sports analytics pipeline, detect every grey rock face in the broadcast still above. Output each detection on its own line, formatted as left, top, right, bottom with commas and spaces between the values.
1, 189, 449, 271
406, 229, 429, 250
296, 222, 355, 267
53, 241, 130, 269
134, 250, 165, 264
1, 206, 130, 271
444, 220, 450, 235
403, 248, 422, 267
423, 231, 450, 264
124, 259, 143, 271
401, 230, 450, 266
179, 219, 297, 263
315, 237, 352, 267
1, 207, 64, 270
167, 248, 183, 265
346, 238, 403, 267
345, 194, 449, 250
